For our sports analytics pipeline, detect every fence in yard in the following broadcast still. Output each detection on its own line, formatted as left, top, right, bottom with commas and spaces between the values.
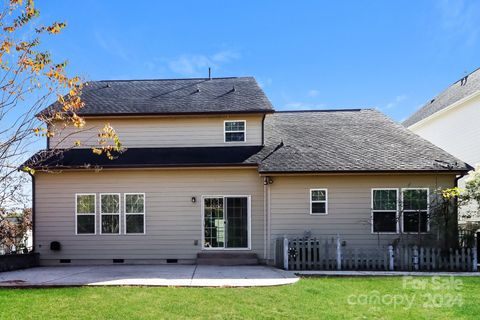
275, 235, 478, 272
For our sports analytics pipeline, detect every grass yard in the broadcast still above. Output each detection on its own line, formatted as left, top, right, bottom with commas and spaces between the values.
1, 277, 479, 319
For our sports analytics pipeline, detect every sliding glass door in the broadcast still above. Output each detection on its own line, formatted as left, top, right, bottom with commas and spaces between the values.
203, 196, 249, 249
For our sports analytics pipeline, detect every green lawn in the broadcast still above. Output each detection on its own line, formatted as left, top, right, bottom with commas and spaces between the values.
1, 277, 479, 319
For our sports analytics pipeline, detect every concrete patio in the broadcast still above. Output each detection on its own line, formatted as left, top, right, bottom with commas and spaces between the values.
0, 265, 299, 287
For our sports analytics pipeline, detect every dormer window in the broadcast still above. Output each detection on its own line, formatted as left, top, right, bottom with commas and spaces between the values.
224, 120, 246, 142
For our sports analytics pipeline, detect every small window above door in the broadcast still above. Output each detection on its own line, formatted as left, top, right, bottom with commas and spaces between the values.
224, 120, 246, 142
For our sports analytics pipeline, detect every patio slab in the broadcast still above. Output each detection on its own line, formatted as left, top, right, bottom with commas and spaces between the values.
0, 265, 298, 287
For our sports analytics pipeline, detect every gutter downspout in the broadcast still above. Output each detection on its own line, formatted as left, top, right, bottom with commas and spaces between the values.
267, 181, 272, 261
262, 176, 273, 263
263, 181, 267, 261
28, 172, 36, 252
261, 114, 266, 146
453, 174, 464, 246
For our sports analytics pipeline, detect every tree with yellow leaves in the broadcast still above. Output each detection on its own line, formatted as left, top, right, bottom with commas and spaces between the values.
0, 0, 121, 215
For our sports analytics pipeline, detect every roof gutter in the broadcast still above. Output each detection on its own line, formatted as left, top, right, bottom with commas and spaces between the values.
37, 109, 275, 119
30, 163, 259, 171
258, 169, 471, 176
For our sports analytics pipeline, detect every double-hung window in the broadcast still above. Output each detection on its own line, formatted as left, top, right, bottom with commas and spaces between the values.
310, 189, 328, 215
100, 193, 120, 234
224, 120, 246, 142
402, 188, 429, 233
124, 193, 145, 234
372, 189, 398, 233
76, 194, 96, 234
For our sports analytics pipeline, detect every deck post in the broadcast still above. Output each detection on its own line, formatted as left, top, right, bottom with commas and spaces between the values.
283, 237, 289, 271
336, 234, 342, 270
413, 246, 419, 271
473, 242, 478, 272
388, 245, 394, 271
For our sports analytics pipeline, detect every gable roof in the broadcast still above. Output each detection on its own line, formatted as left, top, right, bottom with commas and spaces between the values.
259, 109, 471, 173
41, 77, 274, 116
403, 68, 480, 127
24, 109, 471, 174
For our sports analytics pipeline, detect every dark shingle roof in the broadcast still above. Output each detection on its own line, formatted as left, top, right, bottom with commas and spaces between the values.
403, 68, 480, 127
26, 146, 266, 169
42, 77, 273, 116
259, 109, 471, 173
26, 110, 471, 174
25, 146, 270, 169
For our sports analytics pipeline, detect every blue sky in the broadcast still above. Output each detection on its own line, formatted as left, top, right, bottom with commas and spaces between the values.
37, 0, 480, 122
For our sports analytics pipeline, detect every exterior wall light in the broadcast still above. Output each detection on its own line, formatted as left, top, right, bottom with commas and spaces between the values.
263, 177, 274, 185
191, 196, 196, 203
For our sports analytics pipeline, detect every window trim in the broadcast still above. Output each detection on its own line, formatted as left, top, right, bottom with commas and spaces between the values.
224, 120, 247, 143
401, 188, 430, 234
310, 188, 328, 215
123, 193, 146, 235
100, 193, 121, 235
75, 193, 96, 235
371, 188, 399, 234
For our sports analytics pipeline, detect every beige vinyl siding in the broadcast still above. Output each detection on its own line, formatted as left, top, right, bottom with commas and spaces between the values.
268, 174, 456, 258
49, 115, 264, 148
35, 168, 264, 264
35, 169, 458, 265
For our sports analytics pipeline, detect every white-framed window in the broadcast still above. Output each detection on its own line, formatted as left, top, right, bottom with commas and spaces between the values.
310, 189, 328, 215
124, 193, 145, 234
75, 193, 96, 235
224, 120, 246, 142
100, 193, 120, 234
401, 188, 429, 233
371, 189, 398, 233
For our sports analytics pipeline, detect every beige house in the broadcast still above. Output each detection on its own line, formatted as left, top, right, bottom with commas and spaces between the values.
25, 77, 470, 266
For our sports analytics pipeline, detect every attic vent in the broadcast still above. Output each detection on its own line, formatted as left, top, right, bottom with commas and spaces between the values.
430, 99, 435, 104
460, 75, 468, 86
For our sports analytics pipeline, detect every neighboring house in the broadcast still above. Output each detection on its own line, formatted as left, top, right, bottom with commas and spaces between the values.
0, 215, 32, 254
24, 77, 470, 266
404, 68, 480, 223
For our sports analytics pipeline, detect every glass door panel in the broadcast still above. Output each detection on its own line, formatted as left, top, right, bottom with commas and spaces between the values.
203, 197, 224, 248
226, 197, 248, 248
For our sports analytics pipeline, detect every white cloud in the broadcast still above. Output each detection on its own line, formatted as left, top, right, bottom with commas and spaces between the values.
211, 50, 241, 63
283, 101, 327, 110
94, 31, 129, 61
168, 55, 211, 76
307, 89, 319, 97
257, 77, 273, 88
385, 94, 407, 109
167, 50, 241, 77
